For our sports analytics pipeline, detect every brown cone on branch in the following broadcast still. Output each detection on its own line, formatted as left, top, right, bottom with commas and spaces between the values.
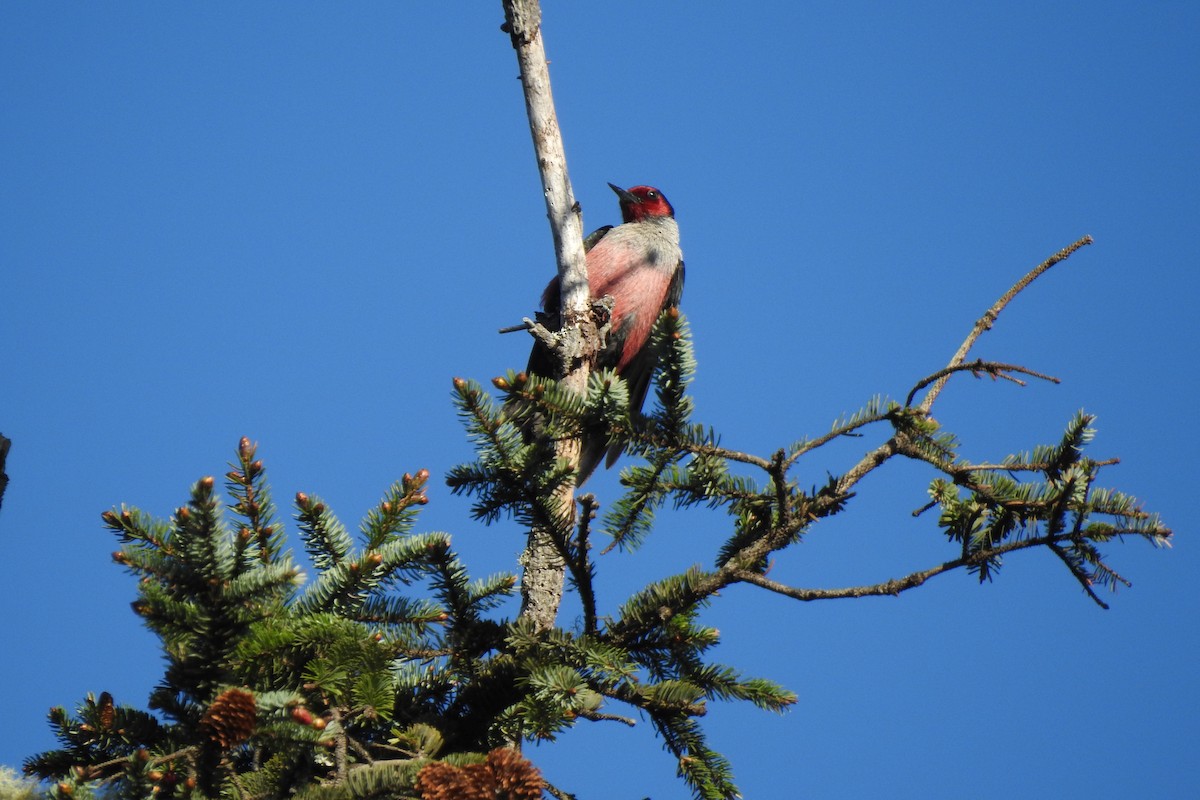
198, 688, 256, 748
414, 747, 543, 800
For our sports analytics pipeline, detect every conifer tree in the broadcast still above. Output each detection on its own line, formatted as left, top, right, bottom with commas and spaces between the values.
24, 3, 1172, 799
25, 286, 1171, 798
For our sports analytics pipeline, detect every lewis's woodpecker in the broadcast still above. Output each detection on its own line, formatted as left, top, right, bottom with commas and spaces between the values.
527, 182, 685, 483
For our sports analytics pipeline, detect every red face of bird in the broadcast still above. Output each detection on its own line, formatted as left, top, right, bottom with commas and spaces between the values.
608, 183, 675, 223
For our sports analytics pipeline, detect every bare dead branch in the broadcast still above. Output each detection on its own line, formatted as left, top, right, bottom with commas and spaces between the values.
502, 0, 594, 631
904, 359, 1061, 408
919, 235, 1093, 411
729, 530, 1098, 602
501, 1, 588, 315
521, 317, 558, 352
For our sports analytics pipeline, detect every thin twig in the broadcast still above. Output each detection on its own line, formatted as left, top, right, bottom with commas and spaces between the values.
919, 235, 1093, 411
681, 439, 773, 470
543, 780, 578, 800
729, 530, 1093, 602
577, 708, 637, 726
960, 457, 1120, 472
905, 359, 1061, 408
784, 409, 893, 470
1047, 541, 1110, 609
911, 499, 938, 518
346, 733, 375, 764
522, 317, 558, 352
84, 746, 196, 782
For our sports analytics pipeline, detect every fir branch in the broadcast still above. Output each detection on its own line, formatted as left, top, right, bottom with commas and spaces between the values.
650, 713, 739, 800
785, 396, 893, 469
1047, 541, 1112, 609
600, 454, 676, 554
681, 664, 796, 712
361, 471, 430, 550
448, 377, 578, 540
295, 491, 353, 572
226, 437, 284, 565
354, 595, 446, 628
649, 307, 697, 437
1047, 410, 1096, 479
768, 448, 793, 530
573, 493, 600, 635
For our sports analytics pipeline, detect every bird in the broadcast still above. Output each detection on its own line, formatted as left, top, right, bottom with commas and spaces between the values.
526, 182, 684, 484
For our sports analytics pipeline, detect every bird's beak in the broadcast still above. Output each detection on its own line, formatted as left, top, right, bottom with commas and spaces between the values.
607, 182, 639, 204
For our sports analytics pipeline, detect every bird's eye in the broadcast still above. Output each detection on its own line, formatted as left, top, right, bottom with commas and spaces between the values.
646, 190, 658, 199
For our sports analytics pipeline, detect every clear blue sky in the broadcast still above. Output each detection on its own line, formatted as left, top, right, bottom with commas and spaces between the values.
2, 3, 1197, 798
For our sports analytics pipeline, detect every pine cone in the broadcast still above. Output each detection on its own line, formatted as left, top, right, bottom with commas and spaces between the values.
485, 748, 544, 799
199, 688, 256, 747
414, 762, 489, 800
97, 692, 115, 730
414, 748, 543, 800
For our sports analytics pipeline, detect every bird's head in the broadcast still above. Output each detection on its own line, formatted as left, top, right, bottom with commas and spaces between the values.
608, 183, 675, 223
